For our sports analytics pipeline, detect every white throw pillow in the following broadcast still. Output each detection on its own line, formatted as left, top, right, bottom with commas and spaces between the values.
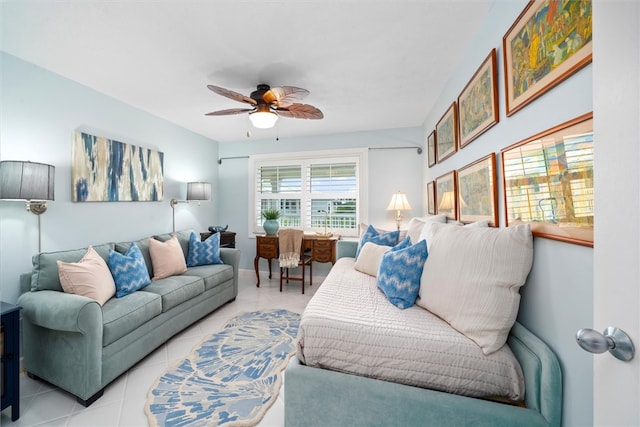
57, 246, 116, 305
416, 215, 448, 250
417, 223, 533, 355
354, 242, 391, 277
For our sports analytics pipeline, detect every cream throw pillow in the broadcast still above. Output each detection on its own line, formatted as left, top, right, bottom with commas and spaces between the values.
417, 223, 533, 355
57, 246, 116, 305
407, 215, 447, 244
149, 235, 187, 280
354, 242, 391, 277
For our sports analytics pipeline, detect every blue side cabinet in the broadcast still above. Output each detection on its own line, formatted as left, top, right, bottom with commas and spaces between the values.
1, 301, 22, 421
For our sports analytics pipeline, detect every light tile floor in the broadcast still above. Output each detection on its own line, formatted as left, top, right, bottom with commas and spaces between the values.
1, 269, 320, 427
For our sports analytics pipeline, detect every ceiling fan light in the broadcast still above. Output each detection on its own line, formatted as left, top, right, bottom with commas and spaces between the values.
249, 111, 278, 129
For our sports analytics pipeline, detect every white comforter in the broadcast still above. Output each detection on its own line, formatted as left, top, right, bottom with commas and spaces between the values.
297, 258, 525, 401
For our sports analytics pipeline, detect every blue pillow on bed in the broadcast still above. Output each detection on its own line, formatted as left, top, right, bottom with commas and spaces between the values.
356, 225, 400, 259
376, 239, 428, 309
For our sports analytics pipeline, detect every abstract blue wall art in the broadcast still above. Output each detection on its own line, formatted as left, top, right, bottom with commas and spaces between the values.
72, 131, 164, 202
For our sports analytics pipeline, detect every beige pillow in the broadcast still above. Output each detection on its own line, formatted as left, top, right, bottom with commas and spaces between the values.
149, 235, 187, 280
57, 246, 116, 305
417, 223, 533, 355
353, 242, 391, 277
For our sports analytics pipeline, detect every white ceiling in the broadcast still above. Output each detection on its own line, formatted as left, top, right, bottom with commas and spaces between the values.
1, 1, 492, 143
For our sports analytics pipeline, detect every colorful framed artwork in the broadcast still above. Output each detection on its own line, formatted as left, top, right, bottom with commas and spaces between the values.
426, 181, 436, 215
457, 153, 498, 227
501, 112, 593, 247
503, 0, 592, 116
458, 49, 499, 148
427, 131, 437, 168
435, 171, 457, 220
435, 102, 458, 163
72, 131, 164, 202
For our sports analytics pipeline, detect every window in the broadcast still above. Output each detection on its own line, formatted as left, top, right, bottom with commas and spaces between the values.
250, 149, 366, 236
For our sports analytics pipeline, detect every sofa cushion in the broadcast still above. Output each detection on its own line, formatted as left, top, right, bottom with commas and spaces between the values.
187, 232, 223, 267
102, 290, 162, 346
186, 264, 234, 291
31, 243, 114, 292
356, 225, 400, 259
149, 236, 187, 280
57, 246, 116, 306
108, 243, 152, 298
115, 237, 153, 278
417, 223, 533, 355
406, 215, 447, 244
354, 242, 390, 277
377, 239, 428, 309
141, 275, 205, 312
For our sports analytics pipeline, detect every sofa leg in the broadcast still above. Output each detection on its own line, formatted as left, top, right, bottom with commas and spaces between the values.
76, 389, 104, 407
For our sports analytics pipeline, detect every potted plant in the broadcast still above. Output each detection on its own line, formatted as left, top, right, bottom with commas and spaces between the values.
262, 209, 281, 235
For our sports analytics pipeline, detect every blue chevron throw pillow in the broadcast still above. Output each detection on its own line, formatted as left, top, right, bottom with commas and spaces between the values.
108, 243, 151, 298
356, 225, 400, 259
377, 239, 428, 309
187, 232, 223, 267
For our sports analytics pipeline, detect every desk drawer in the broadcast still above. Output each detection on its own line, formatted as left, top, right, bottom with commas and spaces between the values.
313, 240, 334, 263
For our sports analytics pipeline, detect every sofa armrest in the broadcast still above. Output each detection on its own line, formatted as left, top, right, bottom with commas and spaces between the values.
219, 247, 241, 296
337, 240, 358, 259
17, 290, 103, 333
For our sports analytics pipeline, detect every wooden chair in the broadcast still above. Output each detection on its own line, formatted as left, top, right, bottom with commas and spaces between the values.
279, 229, 313, 294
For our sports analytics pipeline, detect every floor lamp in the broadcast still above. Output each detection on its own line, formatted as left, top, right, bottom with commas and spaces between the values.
170, 182, 211, 232
0, 161, 55, 252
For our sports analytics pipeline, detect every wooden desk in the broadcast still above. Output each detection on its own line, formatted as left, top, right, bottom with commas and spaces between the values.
254, 234, 339, 286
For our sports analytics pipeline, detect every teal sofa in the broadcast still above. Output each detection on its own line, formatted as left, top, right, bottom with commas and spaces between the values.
285, 240, 562, 427
17, 230, 240, 406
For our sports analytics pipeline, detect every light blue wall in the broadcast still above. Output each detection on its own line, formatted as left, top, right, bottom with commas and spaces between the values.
218, 127, 424, 273
0, 53, 221, 304
423, 2, 593, 426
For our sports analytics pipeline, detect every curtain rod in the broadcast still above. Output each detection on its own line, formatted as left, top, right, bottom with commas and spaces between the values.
217, 156, 250, 164
369, 146, 423, 154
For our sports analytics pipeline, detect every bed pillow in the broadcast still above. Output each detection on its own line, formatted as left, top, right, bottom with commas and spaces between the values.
354, 243, 390, 276
149, 235, 187, 280
187, 232, 223, 267
417, 223, 533, 354
57, 246, 116, 306
377, 239, 428, 309
356, 225, 400, 259
406, 215, 447, 244
108, 243, 152, 297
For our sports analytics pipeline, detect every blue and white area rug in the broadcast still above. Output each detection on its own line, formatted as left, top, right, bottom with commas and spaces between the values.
145, 309, 301, 427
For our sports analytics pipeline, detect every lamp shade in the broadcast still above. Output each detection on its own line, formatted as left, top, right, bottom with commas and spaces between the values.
438, 191, 456, 210
386, 192, 412, 211
186, 182, 211, 201
249, 111, 278, 129
0, 160, 55, 201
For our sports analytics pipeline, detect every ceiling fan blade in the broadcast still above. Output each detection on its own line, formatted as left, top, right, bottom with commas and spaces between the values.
205, 108, 254, 116
207, 85, 257, 105
276, 103, 324, 119
263, 86, 310, 108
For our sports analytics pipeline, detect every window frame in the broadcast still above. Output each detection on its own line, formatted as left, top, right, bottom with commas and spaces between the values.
248, 148, 368, 237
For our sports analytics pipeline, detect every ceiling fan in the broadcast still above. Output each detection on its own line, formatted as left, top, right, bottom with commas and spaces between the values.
205, 84, 323, 129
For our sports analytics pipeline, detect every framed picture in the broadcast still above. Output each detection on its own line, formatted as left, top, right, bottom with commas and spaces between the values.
426, 181, 436, 215
501, 112, 593, 247
503, 0, 592, 116
435, 102, 458, 163
458, 49, 499, 148
456, 153, 498, 227
427, 131, 437, 168
435, 171, 457, 220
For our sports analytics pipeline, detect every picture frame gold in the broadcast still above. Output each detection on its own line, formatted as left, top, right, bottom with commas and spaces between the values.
426, 181, 436, 215
427, 130, 437, 168
435, 102, 458, 163
503, 0, 592, 116
501, 112, 593, 247
456, 153, 498, 227
458, 49, 499, 148
435, 171, 457, 220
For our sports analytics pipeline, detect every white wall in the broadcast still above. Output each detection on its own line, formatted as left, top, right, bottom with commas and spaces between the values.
218, 127, 424, 273
422, 2, 593, 426
0, 53, 221, 304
